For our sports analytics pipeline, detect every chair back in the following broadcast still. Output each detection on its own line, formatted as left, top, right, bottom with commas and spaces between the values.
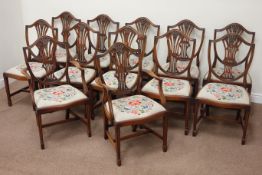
154, 29, 196, 80
207, 33, 255, 87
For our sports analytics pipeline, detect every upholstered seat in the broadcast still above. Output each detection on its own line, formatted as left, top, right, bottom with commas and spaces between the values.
203, 67, 252, 84
158, 61, 199, 79
5, 62, 46, 78
196, 83, 250, 105
34, 84, 87, 109
54, 66, 96, 84
91, 70, 138, 89
142, 77, 192, 97
105, 95, 165, 123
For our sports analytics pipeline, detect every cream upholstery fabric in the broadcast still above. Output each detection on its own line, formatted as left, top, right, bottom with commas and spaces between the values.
5, 62, 46, 78
142, 77, 191, 97
54, 66, 96, 84
105, 95, 166, 123
158, 61, 199, 79
203, 67, 252, 84
34, 84, 87, 109
197, 83, 250, 105
56, 49, 69, 63
91, 70, 138, 89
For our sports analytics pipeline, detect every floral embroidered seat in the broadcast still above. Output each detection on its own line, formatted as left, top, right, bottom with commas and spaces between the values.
158, 61, 199, 79
105, 95, 166, 123
34, 84, 87, 109
5, 62, 46, 79
196, 83, 250, 105
91, 70, 138, 90
54, 66, 96, 84
142, 77, 191, 97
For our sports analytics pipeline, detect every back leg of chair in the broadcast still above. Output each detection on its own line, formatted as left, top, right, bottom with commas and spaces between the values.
184, 101, 190, 135
85, 103, 92, 137
163, 115, 168, 152
242, 108, 250, 145
3, 73, 12, 106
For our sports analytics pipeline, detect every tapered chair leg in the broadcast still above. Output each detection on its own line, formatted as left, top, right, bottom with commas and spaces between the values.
193, 102, 200, 137
85, 104, 92, 137
163, 115, 168, 152
132, 125, 138, 132
184, 101, 190, 135
104, 114, 108, 140
36, 113, 45, 149
65, 109, 70, 120
3, 74, 12, 106
242, 109, 250, 145
115, 125, 121, 166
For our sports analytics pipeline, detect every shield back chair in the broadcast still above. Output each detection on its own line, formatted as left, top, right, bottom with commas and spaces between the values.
90, 26, 146, 109
193, 33, 255, 145
22, 36, 92, 149
141, 29, 196, 135
54, 22, 102, 119
95, 42, 167, 166
167, 19, 205, 96
125, 17, 160, 73
3, 19, 58, 106
52, 11, 81, 64
87, 14, 120, 70
203, 23, 255, 93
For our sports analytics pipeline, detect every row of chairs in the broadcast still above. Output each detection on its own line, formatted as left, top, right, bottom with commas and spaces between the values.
3, 11, 255, 166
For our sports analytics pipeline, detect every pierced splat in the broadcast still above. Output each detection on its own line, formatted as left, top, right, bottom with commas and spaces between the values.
221, 35, 241, 79
25, 19, 57, 46
166, 30, 191, 74
52, 11, 81, 42
88, 14, 119, 52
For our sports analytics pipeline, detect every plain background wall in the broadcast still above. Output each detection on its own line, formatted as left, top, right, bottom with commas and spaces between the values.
0, 0, 261, 103
0, 0, 24, 87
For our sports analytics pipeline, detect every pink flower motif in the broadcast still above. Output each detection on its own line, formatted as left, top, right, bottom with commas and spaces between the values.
220, 87, 232, 92
128, 100, 141, 106
68, 70, 78, 74
52, 91, 64, 95
163, 82, 174, 86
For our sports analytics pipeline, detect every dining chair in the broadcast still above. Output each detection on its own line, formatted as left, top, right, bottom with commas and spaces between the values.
22, 36, 92, 149
193, 33, 255, 145
141, 29, 196, 135
54, 22, 102, 119
87, 14, 119, 70
125, 17, 160, 72
95, 42, 167, 166
167, 19, 205, 96
203, 23, 255, 93
3, 19, 57, 106
52, 11, 81, 64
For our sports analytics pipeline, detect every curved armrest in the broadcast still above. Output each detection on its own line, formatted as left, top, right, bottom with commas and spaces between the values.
144, 70, 166, 104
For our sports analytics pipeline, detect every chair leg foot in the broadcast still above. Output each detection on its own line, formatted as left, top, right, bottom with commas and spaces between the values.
184, 130, 189, 135
3, 74, 12, 106
65, 109, 70, 120
192, 130, 197, 137
162, 145, 167, 152
241, 139, 246, 145
132, 125, 137, 132
41, 144, 45, 150
117, 159, 121, 166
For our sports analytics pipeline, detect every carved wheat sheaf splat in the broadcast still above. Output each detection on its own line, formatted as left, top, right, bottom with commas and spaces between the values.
226, 24, 244, 36
135, 17, 150, 35
96, 15, 111, 51
177, 21, 194, 38
221, 35, 241, 79
118, 27, 137, 47
166, 31, 190, 73
73, 23, 90, 63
